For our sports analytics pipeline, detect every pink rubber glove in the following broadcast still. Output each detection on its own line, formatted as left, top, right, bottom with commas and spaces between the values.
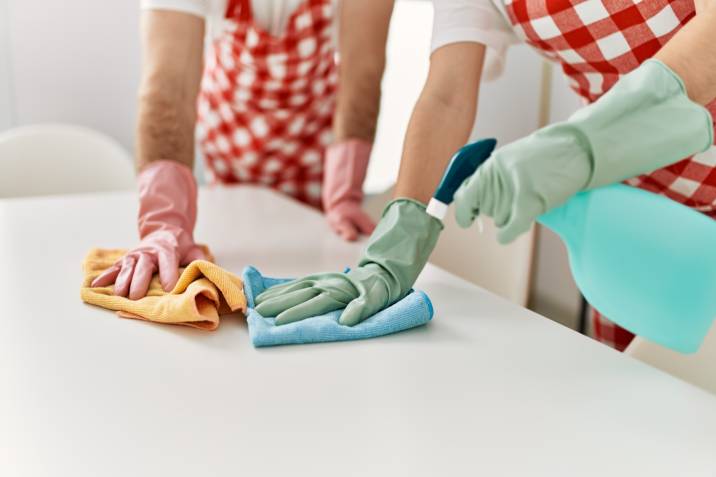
322, 139, 376, 241
91, 160, 206, 300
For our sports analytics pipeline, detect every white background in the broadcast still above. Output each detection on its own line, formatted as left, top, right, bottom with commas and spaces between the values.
0, 0, 141, 147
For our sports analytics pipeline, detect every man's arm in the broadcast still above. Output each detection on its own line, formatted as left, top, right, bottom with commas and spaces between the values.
136, 10, 205, 170
333, 0, 395, 142
394, 42, 486, 203
655, 1, 716, 105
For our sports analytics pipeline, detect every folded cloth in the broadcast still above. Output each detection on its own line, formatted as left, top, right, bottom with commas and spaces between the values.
81, 248, 246, 330
242, 266, 434, 347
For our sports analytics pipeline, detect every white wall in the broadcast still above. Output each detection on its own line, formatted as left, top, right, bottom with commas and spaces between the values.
0, 0, 541, 192
366, 1, 431, 194
0, 0, 14, 130
2, 0, 141, 149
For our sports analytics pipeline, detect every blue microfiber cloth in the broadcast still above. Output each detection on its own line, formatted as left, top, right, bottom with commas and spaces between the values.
242, 266, 434, 347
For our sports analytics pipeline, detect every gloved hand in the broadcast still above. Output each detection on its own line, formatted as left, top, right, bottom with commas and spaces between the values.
91, 160, 206, 299
255, 198, 442, 325
454, 59, 714, 244
322, 139, 376, 241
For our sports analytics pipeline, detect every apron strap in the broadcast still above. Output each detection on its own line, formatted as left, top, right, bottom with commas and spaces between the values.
225, 0, 252, 22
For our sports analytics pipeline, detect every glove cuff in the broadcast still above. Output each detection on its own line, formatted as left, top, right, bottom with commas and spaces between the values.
358, 197, 443, 303
579, 59, 714, 189
381, 197, 443, 228
322, 139, 372, 210
137, 160, 198, 244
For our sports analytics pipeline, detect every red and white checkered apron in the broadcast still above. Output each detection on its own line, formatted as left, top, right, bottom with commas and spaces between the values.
197, 0, 338, 208
502, 0, 716, 351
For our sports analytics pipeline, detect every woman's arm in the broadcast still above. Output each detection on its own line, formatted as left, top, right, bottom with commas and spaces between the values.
333, 0, 395, 142
254, 43, 487, 325
394, 42, 486, 203
136, 10, 205, 170
655, 1, 716, 105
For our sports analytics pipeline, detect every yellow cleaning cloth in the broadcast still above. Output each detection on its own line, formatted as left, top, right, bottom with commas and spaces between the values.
80, 248, 246, 330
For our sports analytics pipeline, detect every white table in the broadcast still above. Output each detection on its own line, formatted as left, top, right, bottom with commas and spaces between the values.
2, 186, 715, 477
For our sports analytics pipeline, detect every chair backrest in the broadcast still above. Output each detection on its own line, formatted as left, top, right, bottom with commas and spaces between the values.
626, 323, 716, 395
0, 123, 135, 198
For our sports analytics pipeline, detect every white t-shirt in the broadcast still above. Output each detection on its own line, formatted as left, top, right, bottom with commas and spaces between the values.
141, 0, 316, 37
144, 0, 518, 79
431, 0, 519, 80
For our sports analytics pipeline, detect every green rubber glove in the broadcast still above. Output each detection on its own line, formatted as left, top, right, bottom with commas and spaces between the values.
255, 198, 443, 326
454, 59, 714, 244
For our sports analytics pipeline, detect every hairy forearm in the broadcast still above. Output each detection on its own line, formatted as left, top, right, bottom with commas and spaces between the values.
136, 11, 205, 171
394, 43, 484, 204
333, 63, 384, 142
333, 0, 394, 142
136, 83, 198, 170
655, 2, 716, 105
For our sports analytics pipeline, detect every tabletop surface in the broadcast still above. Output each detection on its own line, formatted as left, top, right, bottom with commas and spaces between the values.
1, 186, 715, 477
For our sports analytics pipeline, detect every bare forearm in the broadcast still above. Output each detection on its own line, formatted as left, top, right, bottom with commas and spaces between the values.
394, 43, 484, 204
333, 0, 394, 142
655, 2, 716, 105
333, 66, 384, 142
136, 11, 205, 171
394, 91, 477, 203
137, 86, 198, 170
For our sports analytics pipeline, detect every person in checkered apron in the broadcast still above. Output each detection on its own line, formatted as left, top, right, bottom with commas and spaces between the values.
251, 0, 716, 340
91, 0, 394, 300
438, 0, 716, 351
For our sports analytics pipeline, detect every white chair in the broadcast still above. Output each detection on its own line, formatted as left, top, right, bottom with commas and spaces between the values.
625, 323, 716, 395
0, 123, 135, 198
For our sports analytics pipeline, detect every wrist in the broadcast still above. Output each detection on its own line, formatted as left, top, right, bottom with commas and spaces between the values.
569, 59, 713, 189
137, 160, 198, 239
138, 159, 194, 179
322, 140, 372, 209
358, 198, 442, 302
